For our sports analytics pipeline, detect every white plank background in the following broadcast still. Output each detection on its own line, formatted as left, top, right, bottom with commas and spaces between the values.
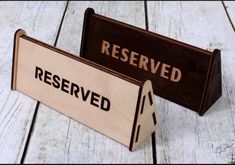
0, 1, 235, 164
147, 1, 235, 163
24, 1, 153, 164
223, 1, 235, 30
0, 1, 66, 163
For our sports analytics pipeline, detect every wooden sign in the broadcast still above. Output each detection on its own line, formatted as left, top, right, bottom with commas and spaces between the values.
80, 8, 222, 116
11, 29, 159, 151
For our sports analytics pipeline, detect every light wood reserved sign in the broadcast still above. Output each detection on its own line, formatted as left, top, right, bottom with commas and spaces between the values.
11, 29, 159, 151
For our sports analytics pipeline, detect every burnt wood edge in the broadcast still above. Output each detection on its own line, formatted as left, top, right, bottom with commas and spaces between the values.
199, 49, 222, 116
80, 8, 211, 56
15, 29, 142, 87
80, 8, 94, 59
11, 29, 26, 90
129, 81, 144, 151
198, 51, 214, 115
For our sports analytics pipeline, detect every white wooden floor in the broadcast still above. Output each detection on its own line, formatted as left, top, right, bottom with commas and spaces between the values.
0, 1, 234, 164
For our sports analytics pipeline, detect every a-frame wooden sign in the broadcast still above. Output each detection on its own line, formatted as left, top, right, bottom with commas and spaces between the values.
11, 29, 159, 151
80, 8, 222, 116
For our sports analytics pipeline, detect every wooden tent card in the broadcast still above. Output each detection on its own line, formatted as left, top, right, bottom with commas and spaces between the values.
80, 8, 222, 116
11, 29, 159, 151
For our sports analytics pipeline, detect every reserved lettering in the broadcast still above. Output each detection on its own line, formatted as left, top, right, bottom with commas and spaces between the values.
101, 40, 182, 82
35, 66, 111, 111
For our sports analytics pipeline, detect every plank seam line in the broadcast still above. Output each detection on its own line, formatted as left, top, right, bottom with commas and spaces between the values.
221, 1, 235, 32
144, 0, 149, 31
144, 1, 157, 164
151, 133, 157, 164
55, 1, 70, 46
20, 1, 70, 163
20, 101, 40, 164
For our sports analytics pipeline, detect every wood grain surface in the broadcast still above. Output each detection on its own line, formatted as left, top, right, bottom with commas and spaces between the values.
147, 1, 235, 163
0, 1, 234, 164
223, 1, 235, 31
0, 2, 66, 163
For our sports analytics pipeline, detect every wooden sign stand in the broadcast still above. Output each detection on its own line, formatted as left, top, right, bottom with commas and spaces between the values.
11, 29, 159, 151
80, 8, 222, 116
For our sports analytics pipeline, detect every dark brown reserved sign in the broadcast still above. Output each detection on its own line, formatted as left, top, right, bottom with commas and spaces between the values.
80, 8, 222, 116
